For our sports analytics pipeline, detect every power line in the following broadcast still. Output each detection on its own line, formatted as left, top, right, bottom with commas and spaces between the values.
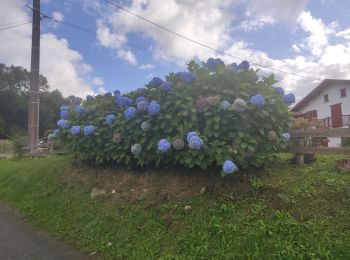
25, 2, 322, 81
0, 21, 31, 31
0, 19, 31, 27
101, 0, 322, 81
25, 4, 173, 60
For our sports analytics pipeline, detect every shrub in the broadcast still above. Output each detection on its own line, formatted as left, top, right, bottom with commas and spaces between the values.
57, 60, 292, 172
11, 135, 26, 159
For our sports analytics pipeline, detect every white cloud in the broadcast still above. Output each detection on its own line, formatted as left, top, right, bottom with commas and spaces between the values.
139, 63, 155, 70
239, 16, 275, 32
295, 11, 339, 57
117, 49, 137, 65
93, 77, 104, 86
97, 86, 107, 94
97, 0, 239, 64
0, 0, 100, 97
96, 19, 126, 49
246, 0, 309, 24
91, 0, 350, 101
52, 11, 64, 22
50, 11, 64, 28
336, 27, 350, 40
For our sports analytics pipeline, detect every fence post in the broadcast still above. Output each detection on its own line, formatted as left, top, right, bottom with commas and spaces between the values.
296, 137, 305, 166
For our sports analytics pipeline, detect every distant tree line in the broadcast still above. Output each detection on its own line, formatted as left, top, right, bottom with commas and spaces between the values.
0, 63, 68, 139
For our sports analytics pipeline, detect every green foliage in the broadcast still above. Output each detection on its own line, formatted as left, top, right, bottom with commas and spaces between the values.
59, 61, 290, 170
0, 63, 66, 138
341, 137, 350, 147
11, 135, 26, 159
0, 155, 349, 259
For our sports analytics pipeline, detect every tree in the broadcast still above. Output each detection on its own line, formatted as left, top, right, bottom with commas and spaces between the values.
0, 63, 66, 138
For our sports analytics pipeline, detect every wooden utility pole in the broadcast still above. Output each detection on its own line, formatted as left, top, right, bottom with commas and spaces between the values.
27, 0, 40, 154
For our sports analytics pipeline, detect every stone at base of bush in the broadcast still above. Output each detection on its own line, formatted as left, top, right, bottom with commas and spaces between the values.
90, 188, 107, 199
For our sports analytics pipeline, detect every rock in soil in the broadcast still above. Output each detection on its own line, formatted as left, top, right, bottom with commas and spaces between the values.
184, 205, 192, 212
90, 188, 107, 199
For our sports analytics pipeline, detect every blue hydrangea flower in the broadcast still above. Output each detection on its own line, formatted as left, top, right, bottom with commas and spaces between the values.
72, 97, 82, 104
84, 125, 95, 136
207, 58, 224, 70
148, 101, 160, 115
74, 105, 84, 114
228, 63, 239, 71
86, 95, 94, 101
116, 96, 133, 107
131, 144, 142, 156
214, 58, 224, 67
114, 90, 121, 97
220, 100, 231, 110
187, 131, 198, 142
179, 72, 196, 84
124, 107, 137, 120
238, 60, 250, 71
48, 134, 56, 141
250, 94, 266, 107
60, 105, 70, 111
283, 93, 296, 104
71, 125, 80, 135
148, 77, 163, 87
105, 114, 116, 125
137, 100, 149, 112
160, 81, 173, 91
274, 86, 284, 96
283, 133, 291, 141
57, 119, 69, 129
189, 135, 204, 150
136, 96, 146, 103
53, 129, 59, 135
207, 58, 216, 70
158, 139, 171, 153
60, 109, 69, 119
222, 160, 237, 174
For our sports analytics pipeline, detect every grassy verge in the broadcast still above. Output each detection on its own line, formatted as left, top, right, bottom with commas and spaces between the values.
0, 155, 349, 259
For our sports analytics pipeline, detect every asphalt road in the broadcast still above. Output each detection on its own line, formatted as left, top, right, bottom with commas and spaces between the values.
0, 202, 95, 260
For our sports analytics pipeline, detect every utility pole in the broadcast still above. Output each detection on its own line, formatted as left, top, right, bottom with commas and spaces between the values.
27, 0, 40, 154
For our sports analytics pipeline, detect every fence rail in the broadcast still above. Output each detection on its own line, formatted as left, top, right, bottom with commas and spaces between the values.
318, 115, 350, 128
290, 128, 350, 165
0, 143, 14, 157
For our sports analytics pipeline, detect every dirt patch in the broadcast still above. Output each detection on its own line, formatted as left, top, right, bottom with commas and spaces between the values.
62, 164, 261, 207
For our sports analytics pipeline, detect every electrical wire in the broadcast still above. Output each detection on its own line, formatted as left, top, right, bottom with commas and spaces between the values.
0, 19, 31, 27
25, 4, 173, 60
26, 2, 322, 81
0, 21, 31, 31
101, 0, 322, 81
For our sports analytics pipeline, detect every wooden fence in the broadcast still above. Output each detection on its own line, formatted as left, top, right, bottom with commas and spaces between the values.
0, 142, 14, 158
289, 128, 350, 165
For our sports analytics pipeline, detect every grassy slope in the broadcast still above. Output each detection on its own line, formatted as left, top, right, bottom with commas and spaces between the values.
0, 155, 349, 259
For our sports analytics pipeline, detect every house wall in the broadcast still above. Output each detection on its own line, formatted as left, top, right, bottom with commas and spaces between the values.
298, 83, 350, 118
297, 83, 350, 147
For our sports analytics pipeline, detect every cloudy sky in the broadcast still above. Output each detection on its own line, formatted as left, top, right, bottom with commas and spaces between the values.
1, 0, 350, 100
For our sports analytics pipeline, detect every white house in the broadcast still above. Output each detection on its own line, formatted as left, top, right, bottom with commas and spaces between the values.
290, 79, 350, 147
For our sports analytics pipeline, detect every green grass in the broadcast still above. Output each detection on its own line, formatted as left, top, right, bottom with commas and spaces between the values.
0, 155, 350, 259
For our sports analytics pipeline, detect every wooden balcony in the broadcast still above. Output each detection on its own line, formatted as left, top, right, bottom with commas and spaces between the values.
318, 115, 350, 128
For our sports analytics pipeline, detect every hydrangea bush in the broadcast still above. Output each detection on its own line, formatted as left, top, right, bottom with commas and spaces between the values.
55, 59, 293, 173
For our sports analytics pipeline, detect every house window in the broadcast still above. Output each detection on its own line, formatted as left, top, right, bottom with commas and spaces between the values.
304, 110, 317, 120
340, 88, 347, 98
324, 94, 329, 103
